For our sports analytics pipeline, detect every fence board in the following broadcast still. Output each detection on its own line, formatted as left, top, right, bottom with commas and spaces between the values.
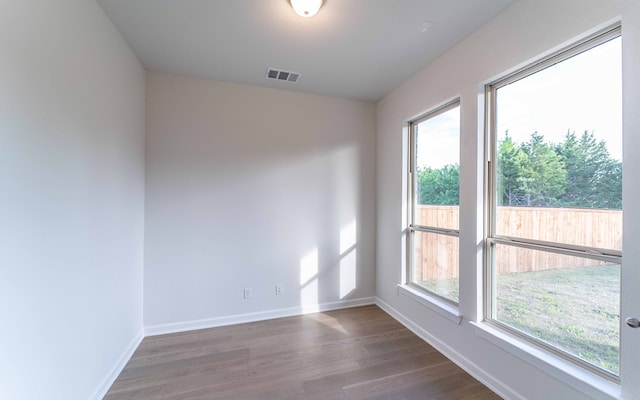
415, 205, 622, 281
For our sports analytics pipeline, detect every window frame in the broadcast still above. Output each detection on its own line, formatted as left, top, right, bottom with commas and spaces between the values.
407, 98, 461, 305
483, 25, 623, 380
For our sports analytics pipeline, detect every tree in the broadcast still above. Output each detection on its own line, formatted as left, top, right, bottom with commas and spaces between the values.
556, 131, 622, 209
597, 159, 622, 209
497, 132, 566, 206
420, 130, 621, 210
519, 133, 566, 206
417, 164, 459, 205
497, 132, 531, 206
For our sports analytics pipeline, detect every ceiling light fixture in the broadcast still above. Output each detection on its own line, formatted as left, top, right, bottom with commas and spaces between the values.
290, 0, 323, 18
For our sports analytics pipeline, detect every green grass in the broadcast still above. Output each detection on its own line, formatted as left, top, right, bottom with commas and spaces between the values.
422, 264, 620, 374
421, 279, 459, 303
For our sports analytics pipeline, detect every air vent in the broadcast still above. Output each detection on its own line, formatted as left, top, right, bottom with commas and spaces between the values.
266, 68, 301, 83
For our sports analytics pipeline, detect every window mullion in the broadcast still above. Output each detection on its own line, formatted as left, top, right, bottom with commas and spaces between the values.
411, 225, 459, 237
488, 236, 621, 264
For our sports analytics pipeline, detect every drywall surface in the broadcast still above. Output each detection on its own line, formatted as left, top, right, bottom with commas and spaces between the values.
145, 72, 376, 328
0, 1, 146, 399
621, 0, 640, 397
376, 0, 633, 399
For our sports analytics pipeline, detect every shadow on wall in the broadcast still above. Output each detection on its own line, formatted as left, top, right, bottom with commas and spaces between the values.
298, 144, 361, 312
299, 219, 358, 312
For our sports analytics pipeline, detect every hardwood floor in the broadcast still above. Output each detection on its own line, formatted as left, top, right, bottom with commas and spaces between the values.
105, 306, 501, 399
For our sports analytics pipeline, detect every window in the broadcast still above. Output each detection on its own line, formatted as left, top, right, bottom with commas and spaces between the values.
485, 27, 622, 377
408, 100, 460, 303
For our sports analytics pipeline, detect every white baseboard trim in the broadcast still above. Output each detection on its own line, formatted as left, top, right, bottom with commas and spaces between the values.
375, 297, 524, 400
91, 328, 144, 400
145, 297, 376, 336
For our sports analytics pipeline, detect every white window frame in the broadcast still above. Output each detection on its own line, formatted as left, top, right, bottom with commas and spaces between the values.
483, 25, 623, 381
406, 99, 461, 307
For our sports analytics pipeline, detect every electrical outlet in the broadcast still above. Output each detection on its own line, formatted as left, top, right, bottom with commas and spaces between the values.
275, 284, 283, 295
244, 288, 252, 299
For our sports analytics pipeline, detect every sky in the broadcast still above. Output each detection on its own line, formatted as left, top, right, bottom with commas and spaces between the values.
416, 106, 460, 169
496, 37, 622, 161
417, 36, 622, 169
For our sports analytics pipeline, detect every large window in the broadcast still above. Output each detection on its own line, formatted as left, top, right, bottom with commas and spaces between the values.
408, 100, 460, 303
486, 27, 622, 377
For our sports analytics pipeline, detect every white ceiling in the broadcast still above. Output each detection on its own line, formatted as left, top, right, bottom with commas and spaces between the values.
97, 0, 514, 102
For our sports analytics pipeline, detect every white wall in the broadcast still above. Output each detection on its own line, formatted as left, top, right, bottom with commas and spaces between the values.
621, 1, 640, 397
144, 72, 376, 330
0, 1, 146, 399
376, 0, 635, 399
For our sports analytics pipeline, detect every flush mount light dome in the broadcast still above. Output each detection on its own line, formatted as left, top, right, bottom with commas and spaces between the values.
290, 0, 323, 18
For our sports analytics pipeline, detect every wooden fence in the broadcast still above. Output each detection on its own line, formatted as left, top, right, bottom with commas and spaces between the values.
414, 205, 622, 281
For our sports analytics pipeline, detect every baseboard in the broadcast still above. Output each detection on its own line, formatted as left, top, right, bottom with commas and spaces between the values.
145, 296, 376, 336
375, 297, 524, 400
91, 328, 144, 400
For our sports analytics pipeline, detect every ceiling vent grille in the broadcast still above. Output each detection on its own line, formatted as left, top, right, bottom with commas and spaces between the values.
266, 68, 301, 83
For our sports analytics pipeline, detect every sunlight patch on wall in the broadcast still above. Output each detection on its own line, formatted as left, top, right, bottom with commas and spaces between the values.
340, 220, 357, 253
340, 249, 357, 299
300, 248, 319, 311
340, 220, 357, 299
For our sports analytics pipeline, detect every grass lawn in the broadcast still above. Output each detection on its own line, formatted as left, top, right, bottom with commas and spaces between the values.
422, 264, 620, 374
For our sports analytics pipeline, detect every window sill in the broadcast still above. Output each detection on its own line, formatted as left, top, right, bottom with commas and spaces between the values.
397, 284, 462, 325
470, 321, 621, 400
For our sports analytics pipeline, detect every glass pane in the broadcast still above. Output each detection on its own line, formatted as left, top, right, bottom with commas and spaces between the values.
414, 105, 460, 229
411, 231, 459, 302
495, 37, 622, 250
493, 243, 620, 375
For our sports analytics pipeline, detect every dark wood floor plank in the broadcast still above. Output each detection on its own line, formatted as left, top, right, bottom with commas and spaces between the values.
343, 363, 470, 399
104, 305, 501, 400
